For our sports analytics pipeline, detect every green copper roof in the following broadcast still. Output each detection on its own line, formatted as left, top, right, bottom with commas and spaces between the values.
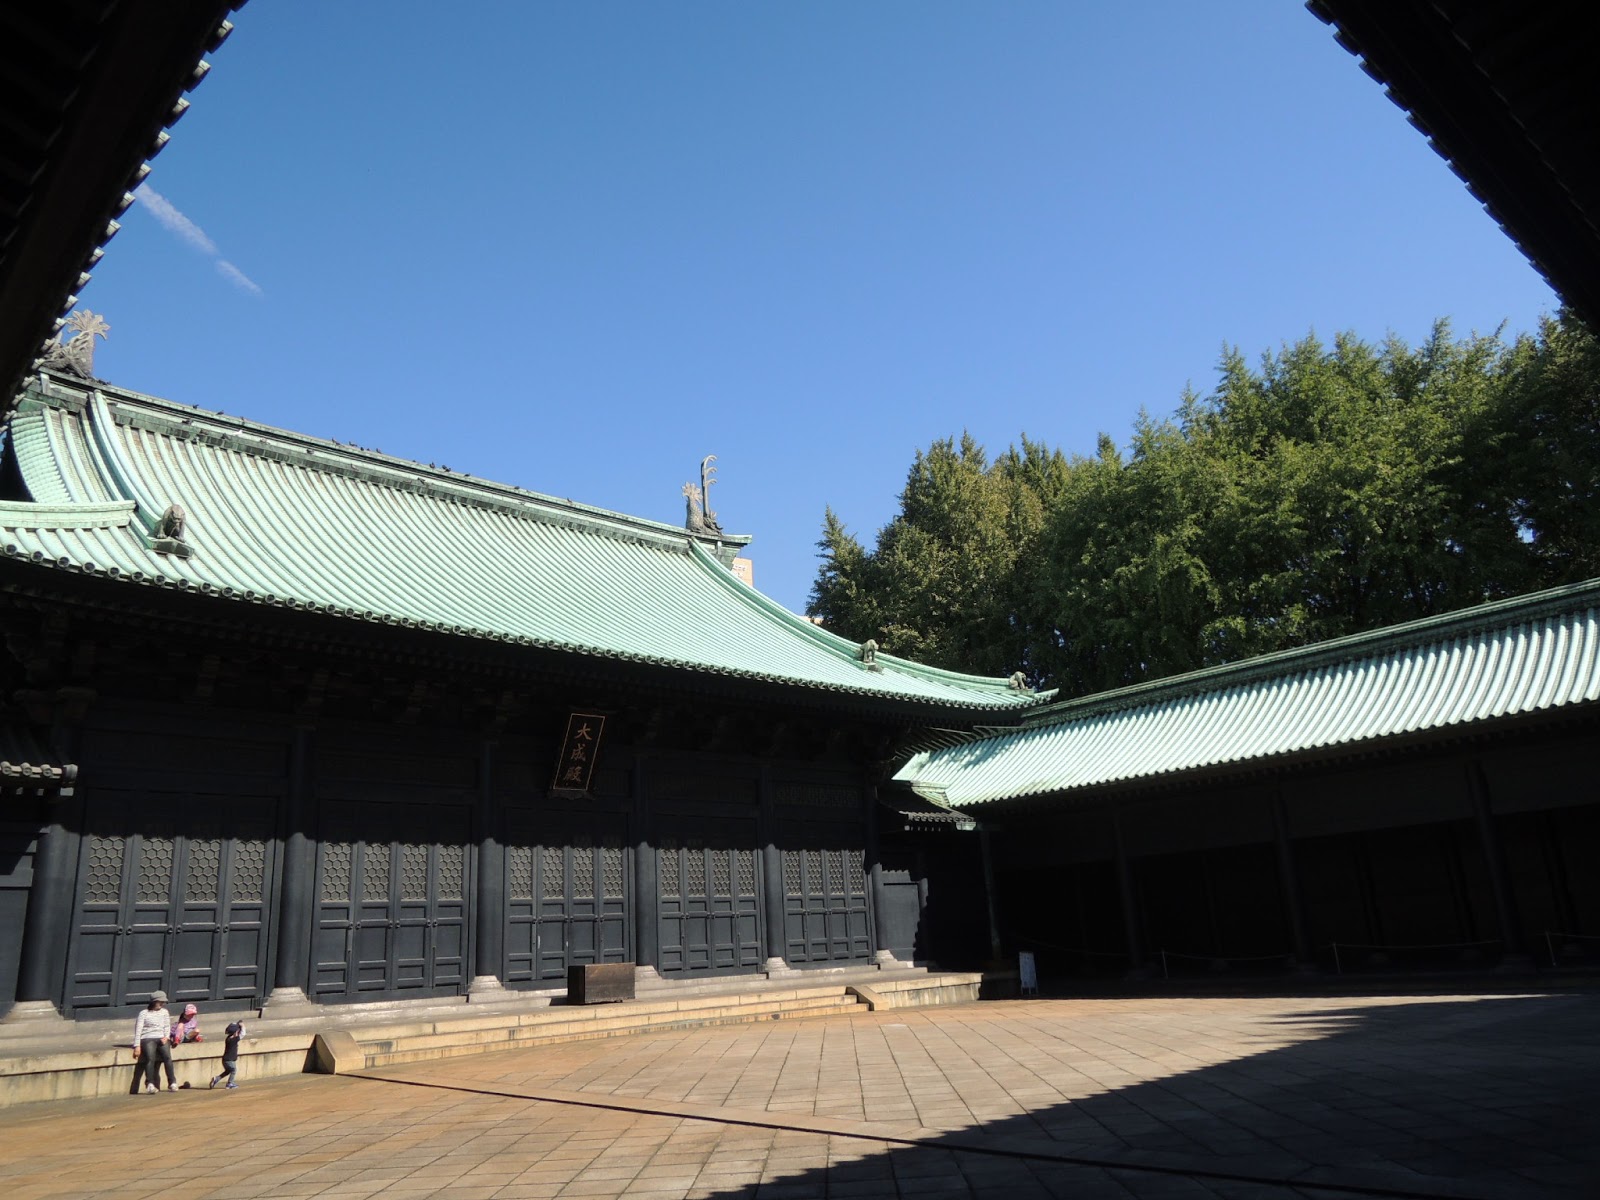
0, 373, 1040, 712
896, 580, 1600, 805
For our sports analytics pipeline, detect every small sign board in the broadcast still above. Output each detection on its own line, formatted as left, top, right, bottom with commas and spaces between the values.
551, 712, 606, 793
1018, 950, 1038, 997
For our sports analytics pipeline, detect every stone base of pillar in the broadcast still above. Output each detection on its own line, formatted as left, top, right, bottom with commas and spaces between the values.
1288, 958, 1321, 976
764, 957, 799, 978
1123, 963, 1156, 981
0, 999, 68, 1027
873, 950, 907, 970
466, 975, 508, 1001
632, 965, 666, 989
261, 986, 319, 1018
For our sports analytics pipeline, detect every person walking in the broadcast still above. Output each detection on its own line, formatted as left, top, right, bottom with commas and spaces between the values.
209, 1020, 245, 1090
133, 991, 177, 1093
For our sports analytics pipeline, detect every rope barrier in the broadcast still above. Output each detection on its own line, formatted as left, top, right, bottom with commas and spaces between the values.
1322, 938, 1502, 975
1543, 930, 1600, 968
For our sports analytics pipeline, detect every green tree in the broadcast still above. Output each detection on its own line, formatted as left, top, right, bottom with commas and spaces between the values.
807, 432, 1068, 675
811, 317, 1599, 696
1493, 312, 1600, 580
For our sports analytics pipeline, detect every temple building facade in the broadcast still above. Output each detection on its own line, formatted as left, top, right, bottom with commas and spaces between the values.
895, 584, 1600, 978
0, 369, 1040, 1020
4, 366, 1598, 1023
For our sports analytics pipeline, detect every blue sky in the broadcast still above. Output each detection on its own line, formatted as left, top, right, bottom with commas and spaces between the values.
80, 3, 1556, 616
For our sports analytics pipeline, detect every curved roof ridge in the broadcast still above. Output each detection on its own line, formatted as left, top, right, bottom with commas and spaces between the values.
37, 371, 749, 555
683, 539, 1033, 699
0, 498, 136, 531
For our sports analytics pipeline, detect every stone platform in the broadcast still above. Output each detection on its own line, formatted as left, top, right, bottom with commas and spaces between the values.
0, 967, 982, 1108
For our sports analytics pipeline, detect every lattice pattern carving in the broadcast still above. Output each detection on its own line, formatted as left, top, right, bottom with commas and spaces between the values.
659, 839, 680, 896
573, 836, 595, 898
804, 850, 822, 896
400, 843, 428, 900
232, 838, 266, 902
541, 846, 563, 898
602, 837, 624, 898
322, 842, 352, 901
782, 849, 802, 895
848, 849, 866, 895
735, 849, 756, 896
85, 835, 125, 905
711, 851, 730, 896
508, 846, 533, 898
185, 838, 221, 903
685, 842, 706, 896
823, 850, 842, 895
437, 844, 464, 899
137, 836, 174, 904
363, 843, 391, 901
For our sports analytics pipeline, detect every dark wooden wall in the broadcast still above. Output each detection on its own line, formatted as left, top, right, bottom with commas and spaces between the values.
979, 723, 1600, 979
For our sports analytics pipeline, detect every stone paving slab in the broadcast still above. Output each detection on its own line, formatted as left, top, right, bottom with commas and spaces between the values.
1, 992, 1595, 1198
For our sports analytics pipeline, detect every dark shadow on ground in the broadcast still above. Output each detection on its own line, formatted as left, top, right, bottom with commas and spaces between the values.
681, 992, 1600, 1199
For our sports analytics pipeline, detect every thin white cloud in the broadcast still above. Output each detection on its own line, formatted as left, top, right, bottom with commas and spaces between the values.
216, 260, 262, 295
137, 185, 217, 255
136, 184, 262, 296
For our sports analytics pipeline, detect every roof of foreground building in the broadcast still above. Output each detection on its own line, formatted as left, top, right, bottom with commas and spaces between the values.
0, 372, 1043, 714
896, 579, 1600, 806
1309, 0, 1600, 329
0, 2, 240, 421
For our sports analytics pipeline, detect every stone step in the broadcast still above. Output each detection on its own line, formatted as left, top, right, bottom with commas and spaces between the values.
356, 991, 861, 1060
352, 983, 859, 1042
847, 972, 983, 1011
362, 1000, 868, 1068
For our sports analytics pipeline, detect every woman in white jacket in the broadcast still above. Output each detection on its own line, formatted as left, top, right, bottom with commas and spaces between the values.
132, 991, 176, 1093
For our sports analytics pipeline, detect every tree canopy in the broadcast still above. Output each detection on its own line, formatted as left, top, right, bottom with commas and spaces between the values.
807, 313, 1600, 696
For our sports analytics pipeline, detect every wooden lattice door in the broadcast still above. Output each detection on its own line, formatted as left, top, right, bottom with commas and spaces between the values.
67, 790, 274, 1012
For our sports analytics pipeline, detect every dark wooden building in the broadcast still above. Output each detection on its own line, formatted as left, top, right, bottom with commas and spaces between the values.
896, 584, 1600, 978
0, 370, 1041, 1020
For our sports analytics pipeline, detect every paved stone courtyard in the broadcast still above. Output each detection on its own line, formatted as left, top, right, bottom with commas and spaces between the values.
1, 991, 1596, 1199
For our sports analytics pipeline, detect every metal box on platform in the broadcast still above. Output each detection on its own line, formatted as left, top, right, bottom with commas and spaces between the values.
567, 963, 635, 1004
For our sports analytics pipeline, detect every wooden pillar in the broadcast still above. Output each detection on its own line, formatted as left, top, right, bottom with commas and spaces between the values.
759, 767, 791, 975
264, 727, 316, 1014
978, 826, 1004, 962
632, 756, 659, 973
1467, 760, 1530, 967
469, 740, 504, 997
1272, 789, 1317, 973
1111, 804, 1147, 975
7, 777, 83, 1022
866, 784, 896, 967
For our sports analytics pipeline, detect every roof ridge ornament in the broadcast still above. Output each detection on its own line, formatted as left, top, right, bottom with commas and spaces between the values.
40, 310, 109, 379
150, 502, 192, 558
682, 454, 723, 535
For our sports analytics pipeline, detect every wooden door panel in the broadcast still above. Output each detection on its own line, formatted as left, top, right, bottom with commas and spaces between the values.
503, 811, 628, 983
67, 794, 278, 1012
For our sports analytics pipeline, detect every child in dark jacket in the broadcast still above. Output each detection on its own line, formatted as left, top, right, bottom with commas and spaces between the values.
209, 1020, 245, 1090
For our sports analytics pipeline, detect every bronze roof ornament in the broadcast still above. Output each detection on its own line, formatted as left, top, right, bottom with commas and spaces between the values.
682, 454, 723, 535
40, 310, 109, 379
